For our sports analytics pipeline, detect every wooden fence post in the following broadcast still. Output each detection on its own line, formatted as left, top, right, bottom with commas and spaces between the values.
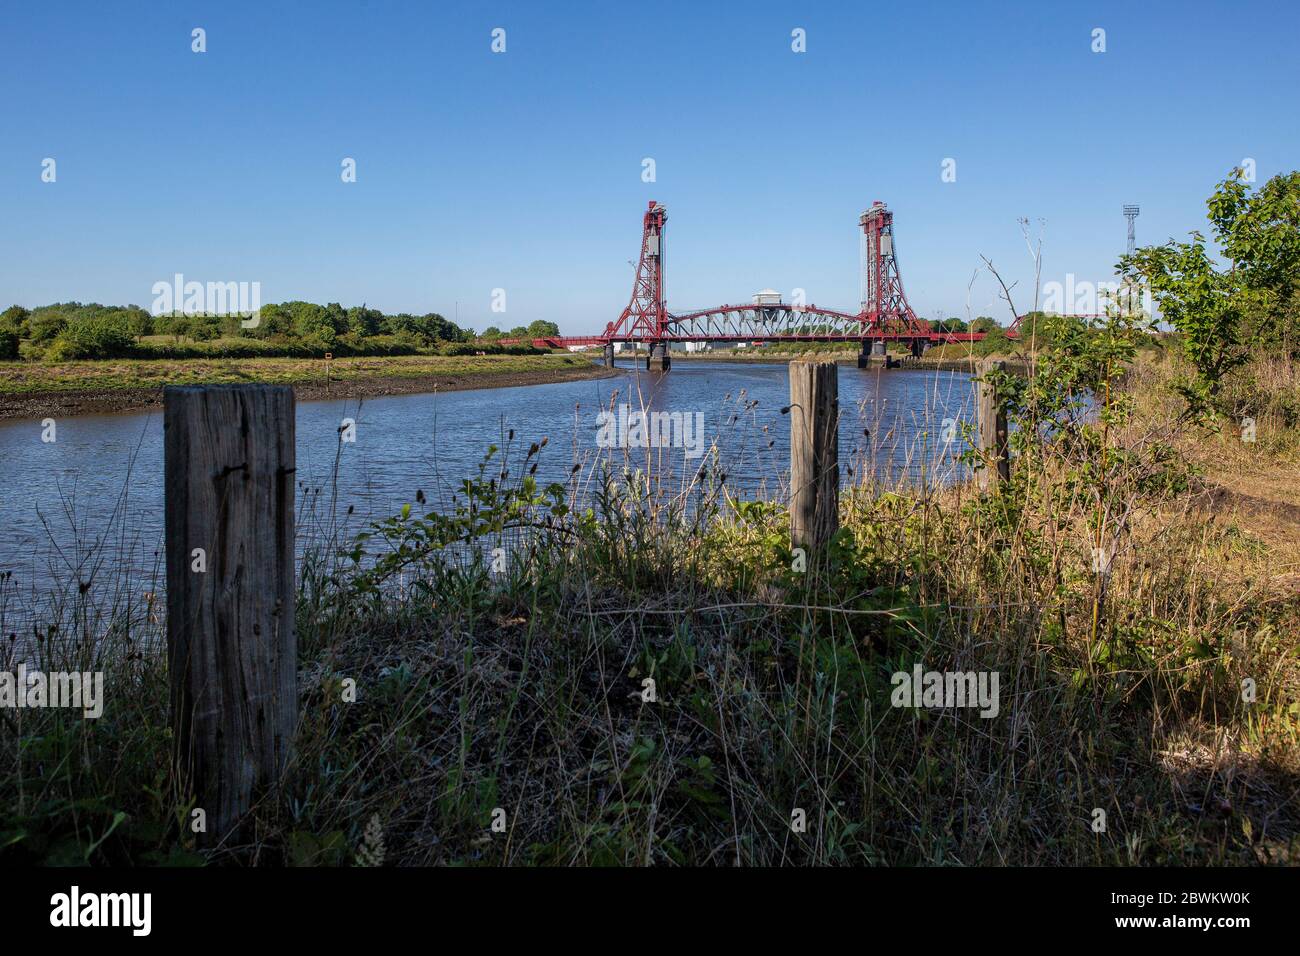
976, 359, 1010, 491
164, 384, 298, 848
789, 361, 839, 552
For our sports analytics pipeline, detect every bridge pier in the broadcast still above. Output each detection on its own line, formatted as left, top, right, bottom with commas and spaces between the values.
645, 341, 670, 371
857, 341, 869, 369
603, 342, 615, 367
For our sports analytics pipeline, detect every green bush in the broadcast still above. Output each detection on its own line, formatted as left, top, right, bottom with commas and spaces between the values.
47, 313, 137, 360
1, 306, 31, 339
28, 309, 69, 344
974, 327, 1012, 356
437, 341, 477, 356
0, 321, 19, 361
188, 318, 223, 342
126, 309, 153, 339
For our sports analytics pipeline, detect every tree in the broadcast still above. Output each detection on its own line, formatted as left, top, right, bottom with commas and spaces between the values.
347, 306, 382, 338
526, 319, 560, 338
1, 306, 30, 338
154, 314, 189, 343
188, 315, 223, 341
1120, 168, 1300, 412
1013, 311, 1074, 346
125, 307, 153, 341
288, 301, 337, 345
253, 303, 293, 339
28, 307, 70, 344
0, 319, 19, 360
410, 312, 461, 343
1206, 170, 1300, 357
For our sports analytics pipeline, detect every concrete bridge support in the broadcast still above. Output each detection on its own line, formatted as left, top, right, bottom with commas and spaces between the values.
603, 342, 615, 367
859, 340, 887, 368
645, 341, 671, 371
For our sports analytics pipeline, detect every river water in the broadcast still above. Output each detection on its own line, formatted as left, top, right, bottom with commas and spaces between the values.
0, 360, 977, 623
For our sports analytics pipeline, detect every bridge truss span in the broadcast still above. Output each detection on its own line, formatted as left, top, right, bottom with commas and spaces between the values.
501, 199, 993, 360
595, 197, 938, 351
664, 303, 876, 342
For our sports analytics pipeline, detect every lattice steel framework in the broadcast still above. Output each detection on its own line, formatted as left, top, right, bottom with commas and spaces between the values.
588, 198, 943, 345
604, 200, 668, 340
858, 201, 930, 336
667, 304, 871, 340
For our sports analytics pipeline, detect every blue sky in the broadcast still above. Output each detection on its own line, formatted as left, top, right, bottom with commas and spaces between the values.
2, 0, 1296, 333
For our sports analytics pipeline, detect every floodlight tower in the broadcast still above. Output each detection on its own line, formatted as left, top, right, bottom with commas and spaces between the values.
1121, 204, 1142, 316
1123, 204, 1140, 256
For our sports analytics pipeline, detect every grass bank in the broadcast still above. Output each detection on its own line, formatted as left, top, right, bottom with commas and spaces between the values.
1, 352, 1297, 867
0, 353, 612, 421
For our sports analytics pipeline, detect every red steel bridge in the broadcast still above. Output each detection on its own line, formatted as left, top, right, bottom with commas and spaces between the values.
506, 200, 1006, 370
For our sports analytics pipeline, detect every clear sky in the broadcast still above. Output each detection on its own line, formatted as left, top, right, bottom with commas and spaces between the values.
2, 0, 1296, 333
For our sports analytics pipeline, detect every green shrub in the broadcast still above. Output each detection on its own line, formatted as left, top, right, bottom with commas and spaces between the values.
28, 309, 69, 344
1, 306, 31, 339
437, 341, 477, 356
47, 313, 137, 360
0, 322, 19, 360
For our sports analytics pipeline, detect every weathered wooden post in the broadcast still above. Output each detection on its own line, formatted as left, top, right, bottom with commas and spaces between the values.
789, 361, 839, 552
976, 359, 1009, 491
164, 385, 298, 848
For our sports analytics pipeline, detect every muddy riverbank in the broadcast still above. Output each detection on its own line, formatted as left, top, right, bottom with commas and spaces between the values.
0, 356, 617, 421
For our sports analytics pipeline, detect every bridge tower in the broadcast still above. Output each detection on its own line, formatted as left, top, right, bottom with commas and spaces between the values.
605, 200, 670, 369
858, 201, 929, 361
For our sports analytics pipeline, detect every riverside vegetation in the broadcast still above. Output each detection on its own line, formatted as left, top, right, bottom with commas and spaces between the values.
1, 170, 1297, 866
0, 303, 601, 418
0, 301, 563, 363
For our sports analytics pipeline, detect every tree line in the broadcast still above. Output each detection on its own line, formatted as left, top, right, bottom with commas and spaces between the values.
0, 302, 562, 361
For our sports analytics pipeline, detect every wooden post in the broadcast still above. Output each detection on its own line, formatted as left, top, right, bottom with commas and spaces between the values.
789, 361, 839, 552
164, 385, 298, 847
976, 359, 1010, 491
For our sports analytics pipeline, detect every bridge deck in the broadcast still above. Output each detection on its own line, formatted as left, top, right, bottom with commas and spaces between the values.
503, 331, 994, 349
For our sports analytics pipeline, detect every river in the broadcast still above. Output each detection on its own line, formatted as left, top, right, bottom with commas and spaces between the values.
0, 360, 977, 623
